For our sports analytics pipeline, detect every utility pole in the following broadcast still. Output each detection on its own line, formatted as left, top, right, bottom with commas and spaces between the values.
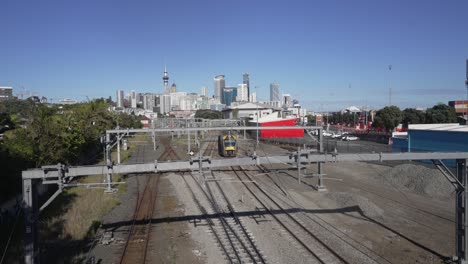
257, 87, 260, 147
465, 59, 468, 120
388, 65, 392, 106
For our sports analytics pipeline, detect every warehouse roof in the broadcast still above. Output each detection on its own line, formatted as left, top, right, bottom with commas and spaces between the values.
408, 123, 468, 132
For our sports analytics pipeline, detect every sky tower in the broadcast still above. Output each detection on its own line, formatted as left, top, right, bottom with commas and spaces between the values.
163, 65, 169, 94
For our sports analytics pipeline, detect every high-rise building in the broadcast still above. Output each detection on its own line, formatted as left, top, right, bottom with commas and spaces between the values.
250, 92, 257, 103
116, 90, 124, 108
214, 75, 225, 101
243, 73, 250, 101
170, 83, 177, 93
163, 65, 169, 94
0, 86, 13, 101
169, 92, 187, 111
236, 84, 248, 102
222, 86, 237, 106
130, 90, 138, 108
282, 94, 292, 107
270, 82, 280, 102
161, 94, 171, 114
201, 86, 208, 97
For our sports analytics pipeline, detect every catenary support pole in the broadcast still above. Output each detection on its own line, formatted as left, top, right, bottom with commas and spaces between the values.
187, 127, 191, 154
317, 128, 326, 190
456, 159, 468, 264
23, 179, 39, 264
297, 147, 301, 184
117, 132, 121, 164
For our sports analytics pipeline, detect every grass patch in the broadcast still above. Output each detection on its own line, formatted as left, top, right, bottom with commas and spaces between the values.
110, 133, 150, 163
37, 134, 148, 262
40, 181, 119, 241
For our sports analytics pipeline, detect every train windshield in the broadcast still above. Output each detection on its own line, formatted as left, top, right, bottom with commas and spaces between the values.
224, 141, 236, 147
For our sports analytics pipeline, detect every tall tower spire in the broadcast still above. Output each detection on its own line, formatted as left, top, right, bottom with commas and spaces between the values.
163, 65, 169, 93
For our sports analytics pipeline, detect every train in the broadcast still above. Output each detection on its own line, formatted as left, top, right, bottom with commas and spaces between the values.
218, 132, 238, 157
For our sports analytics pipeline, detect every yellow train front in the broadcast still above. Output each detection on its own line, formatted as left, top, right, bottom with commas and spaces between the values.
218, 134, 237, 157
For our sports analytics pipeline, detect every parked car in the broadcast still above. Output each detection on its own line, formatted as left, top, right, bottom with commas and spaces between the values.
342, 135, 359, 141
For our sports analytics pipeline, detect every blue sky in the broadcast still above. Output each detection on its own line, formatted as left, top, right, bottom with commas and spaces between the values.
1, 0, 467, 111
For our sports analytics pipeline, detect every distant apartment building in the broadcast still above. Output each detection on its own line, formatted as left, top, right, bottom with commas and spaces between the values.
282, 94, 292, 108
250, 92, 257, 103
195, 96, 210, 110
169, 92, 187, 111
449, 100, 468, 115
214, 75, 225, 101
243, 73, 250, 101
130, 90, 138, 108
58, 98, 77, 105
142, 93, 158, 112
210, 103, 225, 111
262, 100, 281, 108
160, 94, 171, 114
116, 90, 124, 108
0, 86, 13, 101
201, 86, 208, 97
270, 82, 280, 102
236, 84, 248, 102
179, 93, 198, 111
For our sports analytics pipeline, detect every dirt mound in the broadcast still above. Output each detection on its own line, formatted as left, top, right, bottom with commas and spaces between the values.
380, 163, 454, 200
324, 192, 384, 218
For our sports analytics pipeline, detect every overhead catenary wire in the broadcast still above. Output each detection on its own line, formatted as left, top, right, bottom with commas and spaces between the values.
0, 207, 22, 264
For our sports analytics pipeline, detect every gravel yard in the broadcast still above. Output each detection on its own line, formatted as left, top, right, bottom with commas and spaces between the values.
86, 134, 456, 264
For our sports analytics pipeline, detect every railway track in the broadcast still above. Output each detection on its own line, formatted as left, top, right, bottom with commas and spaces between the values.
119, 136, 180, 264
255, 164, 391, 264
158, 136, 180, 160
119, 174, 160, 264
180, 138, 267, 263
232, 165, 350, 264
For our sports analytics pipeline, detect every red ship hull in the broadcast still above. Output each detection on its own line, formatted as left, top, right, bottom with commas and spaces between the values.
251, 118, 304, 138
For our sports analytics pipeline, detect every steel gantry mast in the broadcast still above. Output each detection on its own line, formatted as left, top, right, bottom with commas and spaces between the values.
20, 125, 468, 264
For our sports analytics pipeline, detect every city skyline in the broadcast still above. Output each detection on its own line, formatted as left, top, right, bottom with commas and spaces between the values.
1, 0, 467, 111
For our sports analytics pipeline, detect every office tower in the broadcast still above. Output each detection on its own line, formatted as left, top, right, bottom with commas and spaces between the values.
0, 86, 13, 101
116, 90, 124, 108
222, 86, 237, 106
250, 92, 257, 103
237, 84, 248, 102
170, 83, 177, 93
270, 82, 280, 102
243, 73, 250, 101
130, 90, 137, 108
201, 86, 208, 97
161, 94, 171, 114
282, 94, 292, 107
163, 65, 169, 94
214, 75, 225, 101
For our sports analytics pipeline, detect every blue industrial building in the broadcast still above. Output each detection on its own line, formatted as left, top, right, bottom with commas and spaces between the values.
392, 124, 468, 165
393, 124, 468, 152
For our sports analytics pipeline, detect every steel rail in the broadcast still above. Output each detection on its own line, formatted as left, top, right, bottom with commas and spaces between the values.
119, 175, 151, 264
180, 173, 232, 261
212, 175, 267, 263
142, 174, 160, 263
233, 165, 349, 264
201, 140, 266, 263
256, 164, 392, 264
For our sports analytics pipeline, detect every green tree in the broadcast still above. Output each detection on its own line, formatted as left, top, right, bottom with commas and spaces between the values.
232, 109, 239, 119
425, 103, 457, 124
114, 112, 143, 129
195, 109, 223, 119
373, 106, 402, 131
402, 108, 425, 126
0, 113, 14, 129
